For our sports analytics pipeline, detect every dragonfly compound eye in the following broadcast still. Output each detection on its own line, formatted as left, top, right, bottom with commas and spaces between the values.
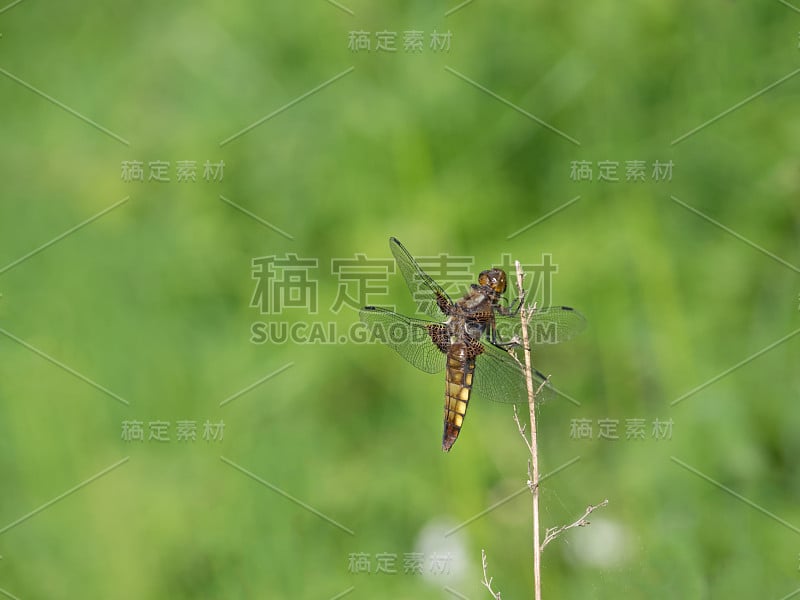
479, 269, 507, 294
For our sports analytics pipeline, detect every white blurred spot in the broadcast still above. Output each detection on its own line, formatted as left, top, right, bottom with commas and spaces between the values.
413, 517, 472, 587
564, 517, 632, 568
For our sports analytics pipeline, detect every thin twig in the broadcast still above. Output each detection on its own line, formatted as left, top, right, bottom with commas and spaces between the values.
493, 261, 603, 597
512, 404, 533, 455
512, 405, 536, 487
541, 499, 609, 551
513, 261, 543, 600
480, 549, 503, 599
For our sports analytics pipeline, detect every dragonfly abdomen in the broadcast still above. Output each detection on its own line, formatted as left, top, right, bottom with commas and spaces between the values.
442, 342, 478, 452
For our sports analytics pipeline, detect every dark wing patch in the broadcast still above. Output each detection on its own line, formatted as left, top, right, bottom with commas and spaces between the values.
359, 306, 447, 374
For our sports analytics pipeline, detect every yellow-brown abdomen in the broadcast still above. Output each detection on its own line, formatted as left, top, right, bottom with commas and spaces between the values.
442, 342, 476, 451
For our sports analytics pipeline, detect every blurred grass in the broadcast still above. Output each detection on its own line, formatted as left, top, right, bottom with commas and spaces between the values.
0, 1, 799, 598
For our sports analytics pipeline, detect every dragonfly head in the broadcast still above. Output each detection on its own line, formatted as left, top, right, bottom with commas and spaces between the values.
478, 268, 507, 294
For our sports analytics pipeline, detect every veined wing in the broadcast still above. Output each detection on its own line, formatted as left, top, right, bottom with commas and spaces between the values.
495, 305, 587, 346
389, 237, 453, 319
471, 341, 556, 404
359, 306, 447, 374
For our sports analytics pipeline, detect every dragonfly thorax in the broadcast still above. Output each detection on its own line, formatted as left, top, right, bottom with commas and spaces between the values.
445, 314, 487, 345
463, 320, 486, 339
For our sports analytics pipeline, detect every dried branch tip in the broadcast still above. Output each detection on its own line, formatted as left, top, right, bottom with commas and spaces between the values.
541, 499, 610, 552
480, 549, 503, 600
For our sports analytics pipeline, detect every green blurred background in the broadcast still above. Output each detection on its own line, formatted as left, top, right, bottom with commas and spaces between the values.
1, 1, 799, 598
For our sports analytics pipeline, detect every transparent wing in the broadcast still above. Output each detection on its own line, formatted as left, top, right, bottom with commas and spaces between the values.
471, 341, 556, 404
359, 306, 447, 374
390, 237, 453, 319
495, 305, 587, 346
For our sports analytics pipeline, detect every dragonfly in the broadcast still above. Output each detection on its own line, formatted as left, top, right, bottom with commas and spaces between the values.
360, 237, 586, 452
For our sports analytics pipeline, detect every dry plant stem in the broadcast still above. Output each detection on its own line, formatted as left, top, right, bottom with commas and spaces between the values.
513, 260, 543, 600
541, 499, 609, 551
480, 549, 502, 599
